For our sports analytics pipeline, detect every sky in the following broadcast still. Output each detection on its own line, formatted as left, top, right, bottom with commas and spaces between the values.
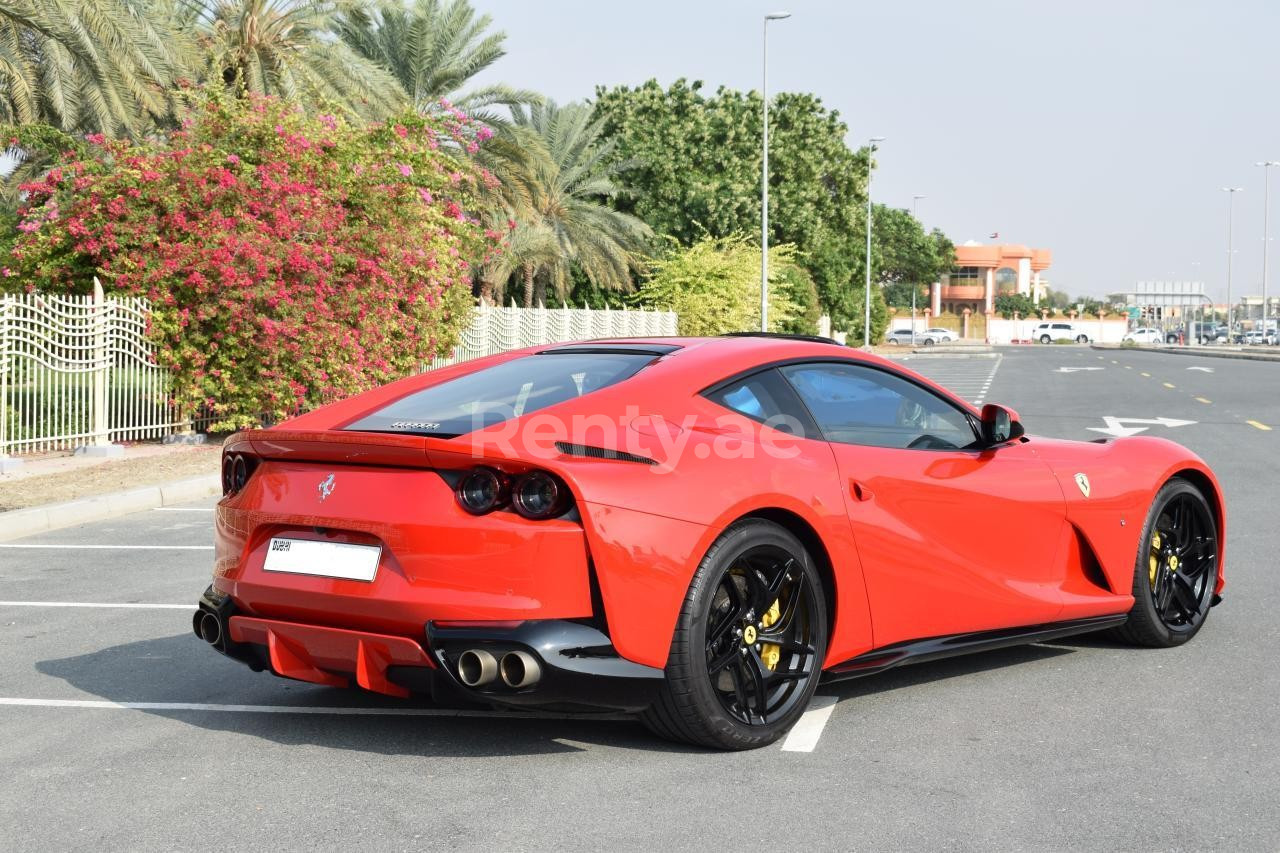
468, 0, 1280, 301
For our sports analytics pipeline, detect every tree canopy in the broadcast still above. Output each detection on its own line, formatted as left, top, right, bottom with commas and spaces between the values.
592, 79, 868, 326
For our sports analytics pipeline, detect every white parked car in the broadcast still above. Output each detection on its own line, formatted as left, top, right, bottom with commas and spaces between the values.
1032, 322, 1090, 344
884, 327, 957, 346
1123, 327, 1163, 344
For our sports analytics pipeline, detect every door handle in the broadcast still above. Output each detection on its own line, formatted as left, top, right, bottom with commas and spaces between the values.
850, 479, 874, 502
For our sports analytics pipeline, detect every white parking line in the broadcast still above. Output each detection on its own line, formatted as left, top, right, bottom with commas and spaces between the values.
780, 694, 839, 752
0, 601, 192, 609
0, 544, 213, 550
0, 697, 629, 721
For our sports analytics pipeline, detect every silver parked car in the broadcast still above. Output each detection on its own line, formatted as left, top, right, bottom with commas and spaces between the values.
885, 327, 957, 346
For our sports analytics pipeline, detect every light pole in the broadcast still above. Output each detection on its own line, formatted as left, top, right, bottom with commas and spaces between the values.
1258, 161, 1280, 336
916, 192, 926, 343
1222, 187, 1243, 333
759, 11, 791, 332
863, 136, 885, 346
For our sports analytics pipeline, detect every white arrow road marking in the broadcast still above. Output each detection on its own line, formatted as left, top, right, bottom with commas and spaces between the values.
1087, 416, 1198, 437
1056, 367, 1105, 373
780, 695, 839, 752
1186, 366, 1215, 373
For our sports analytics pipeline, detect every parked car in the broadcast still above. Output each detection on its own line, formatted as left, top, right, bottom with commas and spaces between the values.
1033, 322, 1090, 344
1166, 322, 1220, 344
1242, 329, 1278, 346
193, 333, 1225, 750
1123, 327, 1164, 345
885, 327, 955, 346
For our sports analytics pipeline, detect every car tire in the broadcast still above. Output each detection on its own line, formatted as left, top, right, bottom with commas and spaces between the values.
1075, 335, 1088, 344
1111, 478, 1218, 648
922, 337, 935, 346
1039, 334, 1052, 344
640, 519, 828, 750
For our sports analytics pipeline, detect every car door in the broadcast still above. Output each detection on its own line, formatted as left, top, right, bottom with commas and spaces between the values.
778, 360, 1068, 647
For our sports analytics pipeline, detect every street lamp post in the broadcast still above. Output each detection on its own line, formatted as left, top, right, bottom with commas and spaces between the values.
759, 11, 791, 332
863, 136, 885, 346
912, 194, 926, 220
1258, 161, 1280, 337
1222, 187, 1243, 333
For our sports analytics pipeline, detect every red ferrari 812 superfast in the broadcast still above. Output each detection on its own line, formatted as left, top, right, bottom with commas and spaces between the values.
196, 334, 1225, 749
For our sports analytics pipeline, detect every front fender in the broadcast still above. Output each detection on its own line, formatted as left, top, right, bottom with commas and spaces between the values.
1031, 436, 1225, 596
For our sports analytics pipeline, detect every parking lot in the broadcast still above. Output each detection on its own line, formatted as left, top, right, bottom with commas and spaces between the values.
2, 345, 1277, 851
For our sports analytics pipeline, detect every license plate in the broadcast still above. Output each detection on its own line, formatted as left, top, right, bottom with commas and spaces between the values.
262, 538, 381, 582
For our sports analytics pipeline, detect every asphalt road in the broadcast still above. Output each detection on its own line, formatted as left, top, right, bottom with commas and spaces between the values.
1, 345, 1276, 851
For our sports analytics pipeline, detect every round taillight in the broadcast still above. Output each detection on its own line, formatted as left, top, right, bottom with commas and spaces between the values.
511, 471, 569, 520
457, 467, 507, 515
232, 455, 249, 492
221, 455, 235, 495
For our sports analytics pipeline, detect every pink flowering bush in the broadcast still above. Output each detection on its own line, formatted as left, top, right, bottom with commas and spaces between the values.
5, 94, 499, 429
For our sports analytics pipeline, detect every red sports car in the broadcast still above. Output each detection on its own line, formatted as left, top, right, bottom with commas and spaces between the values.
195, 334, 1225, 749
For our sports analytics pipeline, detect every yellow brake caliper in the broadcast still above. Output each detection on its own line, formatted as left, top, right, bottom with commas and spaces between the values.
759, 598, 782, 670
1149, 531, 1161, 588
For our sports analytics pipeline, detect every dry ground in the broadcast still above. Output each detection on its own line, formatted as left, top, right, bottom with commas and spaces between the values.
0, 443, 220, 511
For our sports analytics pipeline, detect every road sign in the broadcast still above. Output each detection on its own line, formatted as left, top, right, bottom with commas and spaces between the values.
1086, 416, 1197, 438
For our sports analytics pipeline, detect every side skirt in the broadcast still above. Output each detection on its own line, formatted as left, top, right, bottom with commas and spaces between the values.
820, 614, 1129, 684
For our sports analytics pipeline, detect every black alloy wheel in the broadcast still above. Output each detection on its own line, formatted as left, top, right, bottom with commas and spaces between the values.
1113, 478, 1218, 647
642, 520, 827, 750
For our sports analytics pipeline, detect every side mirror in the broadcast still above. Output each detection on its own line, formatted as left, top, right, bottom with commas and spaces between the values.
980, 403, 1024, 446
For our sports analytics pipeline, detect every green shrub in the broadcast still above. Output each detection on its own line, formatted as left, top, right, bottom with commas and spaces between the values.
632, 235, 801, 336
5, 93, 497, 429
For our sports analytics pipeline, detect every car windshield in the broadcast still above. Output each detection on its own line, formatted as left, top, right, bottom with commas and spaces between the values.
343, 351, 655, 437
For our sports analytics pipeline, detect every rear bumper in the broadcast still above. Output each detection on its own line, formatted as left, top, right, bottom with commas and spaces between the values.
195, 586, 663, 713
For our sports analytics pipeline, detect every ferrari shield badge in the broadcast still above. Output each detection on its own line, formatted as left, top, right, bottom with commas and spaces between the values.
1074, 472, 1091, 498
318, 473, 336, 502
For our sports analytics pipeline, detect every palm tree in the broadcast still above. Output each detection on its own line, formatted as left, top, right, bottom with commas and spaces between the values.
0, 0, 190, 137
505, 100, 651, 307
172, 0, 405, 120
333, 0, 537, 120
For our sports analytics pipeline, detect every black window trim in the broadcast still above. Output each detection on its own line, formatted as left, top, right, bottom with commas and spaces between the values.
701, 365, 821, 438
701, 357, 983, 452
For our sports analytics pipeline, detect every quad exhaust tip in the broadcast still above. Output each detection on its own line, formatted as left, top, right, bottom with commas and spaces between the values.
499, 650, 541, 689
457, 649, 499, 687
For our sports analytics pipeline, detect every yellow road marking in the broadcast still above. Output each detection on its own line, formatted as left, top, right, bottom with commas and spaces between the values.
1247, 420, 1272, 431
1141, 372, 1151, 377
1163, 382, 1176, 389
1195, 397, 1211, 404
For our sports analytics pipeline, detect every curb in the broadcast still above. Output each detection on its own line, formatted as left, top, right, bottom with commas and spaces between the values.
0, 474, 220, 543
1089, 344, 1280, 363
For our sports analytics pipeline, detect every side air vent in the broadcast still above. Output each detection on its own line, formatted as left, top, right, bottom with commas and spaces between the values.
555, 442, 657, 465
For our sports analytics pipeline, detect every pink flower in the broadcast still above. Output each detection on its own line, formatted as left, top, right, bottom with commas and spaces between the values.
394, 124, 408, 138
17, 220, 39, 233
398, 163, 412, 177
476, 126, 494, 142
418, 188, 433, 204
226, 154, 240, 165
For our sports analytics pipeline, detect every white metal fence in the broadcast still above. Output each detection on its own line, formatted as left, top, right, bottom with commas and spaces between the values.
427, 301, 677, 369
1, 281, 184, 455
0, 290, 677, 456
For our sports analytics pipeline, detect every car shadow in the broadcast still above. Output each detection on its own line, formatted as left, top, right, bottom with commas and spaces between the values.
35, 633, 702, 757
819, 642, 1077, 701
36, 634, 1111, 756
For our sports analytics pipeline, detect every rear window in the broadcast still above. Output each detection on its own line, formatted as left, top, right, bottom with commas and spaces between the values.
344, 352, 654, 437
